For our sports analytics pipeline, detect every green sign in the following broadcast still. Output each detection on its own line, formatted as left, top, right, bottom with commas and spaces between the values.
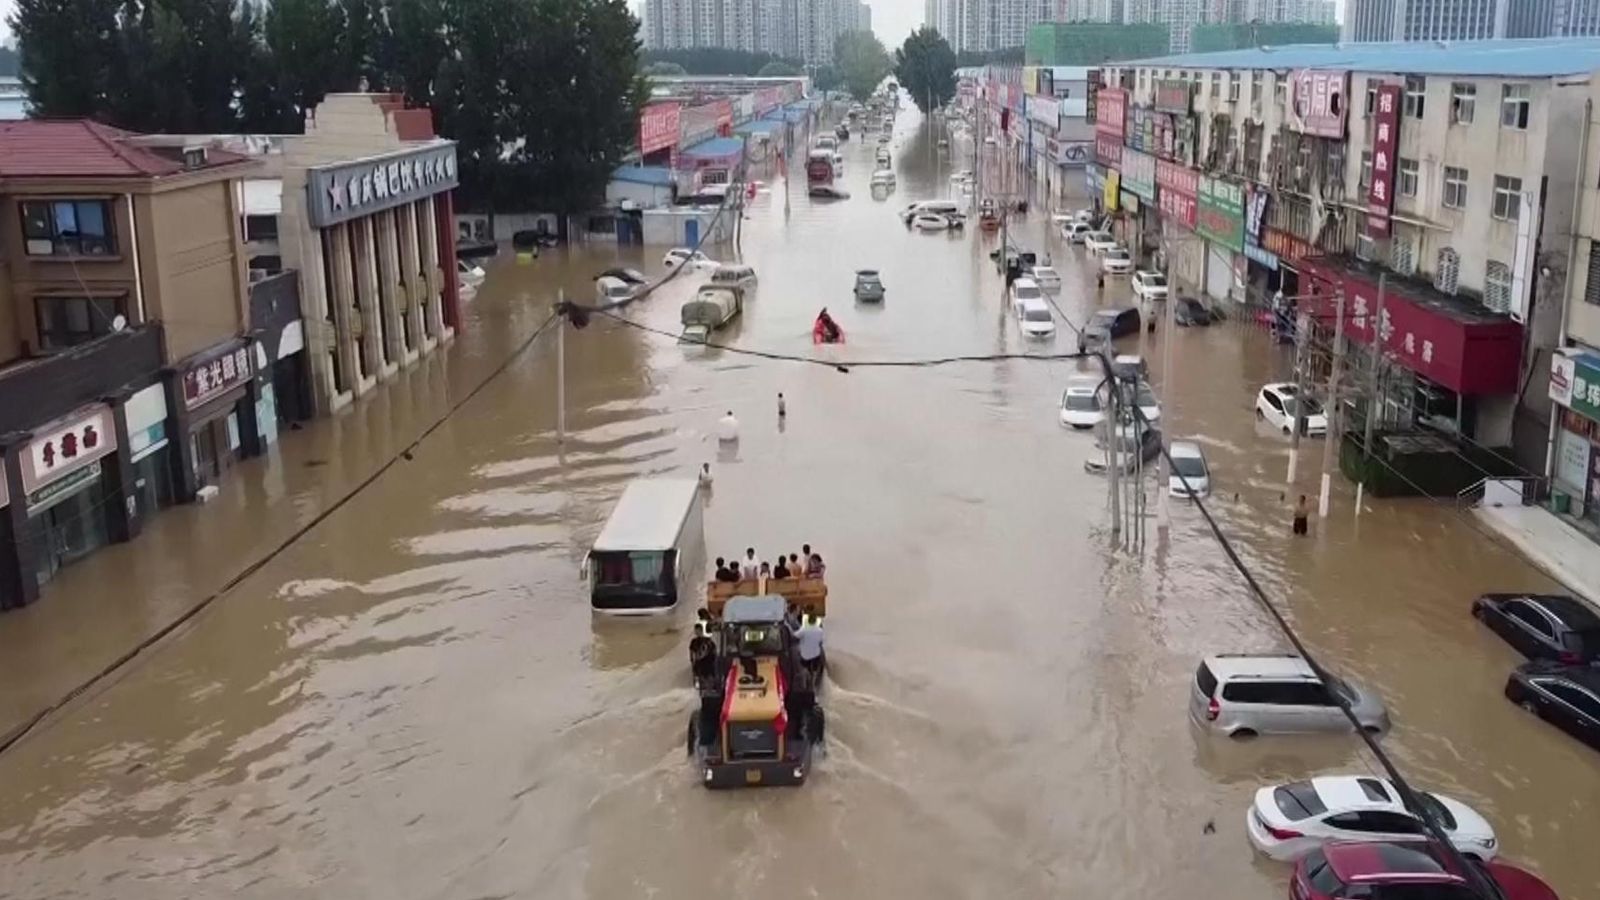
26, 461, 100, 514
1197, 175, 1245, 252
1571, 356, 1600, 420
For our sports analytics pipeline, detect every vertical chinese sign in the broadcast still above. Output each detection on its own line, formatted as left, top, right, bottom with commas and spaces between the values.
1367, 84, 1401, 236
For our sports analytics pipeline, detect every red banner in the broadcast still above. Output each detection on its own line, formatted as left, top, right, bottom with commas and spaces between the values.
1263, 228, 1314, 264
1095, 87, 1126, 137
1094, 134, 1122, 168
1367, 84, 1401, 236
1156, 159, 1199, 229
640, 103, 681, 156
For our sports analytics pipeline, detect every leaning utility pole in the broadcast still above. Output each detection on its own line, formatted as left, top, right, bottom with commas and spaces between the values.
1319, 288, 1346, 518
1108, 381, 1122, 538
1287, 307, 1310, 484
1156, 229, 1177, 532
555, 290, 567, 444
1355, 275, 1387, 515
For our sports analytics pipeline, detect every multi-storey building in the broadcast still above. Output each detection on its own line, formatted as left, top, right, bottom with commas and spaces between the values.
1508, 0, 1600, 38
1094, 39, 1600, 467
1344, 0, 1509, 42
1126, 0, 1206, 51
645, 0, 862, 61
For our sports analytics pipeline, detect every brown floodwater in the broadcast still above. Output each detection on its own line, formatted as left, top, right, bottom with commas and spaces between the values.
0, 104, 1594, 900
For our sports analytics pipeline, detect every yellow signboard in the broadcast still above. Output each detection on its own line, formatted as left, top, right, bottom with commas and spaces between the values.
1104, 170, 1120, 212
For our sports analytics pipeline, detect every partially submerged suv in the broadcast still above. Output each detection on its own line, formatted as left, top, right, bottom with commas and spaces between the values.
1191, 654, 1389, 737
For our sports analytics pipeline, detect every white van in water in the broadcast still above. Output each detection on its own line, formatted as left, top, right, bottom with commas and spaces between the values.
586, 478, 705, 614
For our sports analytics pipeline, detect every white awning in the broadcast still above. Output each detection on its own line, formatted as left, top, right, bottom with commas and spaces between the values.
242, 178, 283, 216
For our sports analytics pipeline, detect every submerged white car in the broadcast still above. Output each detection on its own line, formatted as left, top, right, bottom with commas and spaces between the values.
1256, 382, 1328, 436
1245, 775, 1498, 862
1084, 231, 1118, 254
663, 248, 719, 272
1059, 377, 1104, 429
1101, 248, 1133, 274
1167, 439, 1210, 498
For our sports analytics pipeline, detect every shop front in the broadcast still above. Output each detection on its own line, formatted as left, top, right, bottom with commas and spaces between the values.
1301, 259, 1524, 444
1548, 351, 1600, 525
124, 382, 176, 520
1241, 184, 1281, 300
1262, 227, 1317, 298
1197, 175, 1245, 304
17, 404, 121, 590
1117, 148, 1157, 263
172, 340, 261, 498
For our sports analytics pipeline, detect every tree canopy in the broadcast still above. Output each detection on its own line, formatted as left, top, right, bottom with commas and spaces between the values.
643, 61, 688, 76
894, 26, 956, 115
11, 0, 646, 218
955, 46, 1022, 67
832, 30, 890, 102
642, 47, 801, 77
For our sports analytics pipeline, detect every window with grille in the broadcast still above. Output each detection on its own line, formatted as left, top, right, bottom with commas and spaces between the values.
1365, 80, 1377, 117
1443, 166, 1469, 208
1391, 234, 1415, 275
1404, 76, 1426, 119
1586, 240, 1600, 306
1212, 71, 1222, 98
1435, 247, 1460, 294
1360, 151, 1372, 189
1275, 75, 1286, 106
1398, 158, 1419, 197
1450, 82, 1476, 124
1484, 261, 1513, 312
1252, 71, 1262, 102
1501, 83, 1530, 130
1492, 175, 1522, 222
1356, 231, 1377, 261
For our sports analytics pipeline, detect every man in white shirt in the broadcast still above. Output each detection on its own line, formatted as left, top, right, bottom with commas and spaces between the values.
718, 410, 739, 442
795, 610, 824, 678
740, 548, 759, 580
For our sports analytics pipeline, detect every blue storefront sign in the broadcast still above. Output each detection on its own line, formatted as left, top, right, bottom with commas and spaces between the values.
1244, 243, 1279, 270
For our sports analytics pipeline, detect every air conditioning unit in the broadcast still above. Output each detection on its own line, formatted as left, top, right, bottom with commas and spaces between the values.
182, 145, 208, 169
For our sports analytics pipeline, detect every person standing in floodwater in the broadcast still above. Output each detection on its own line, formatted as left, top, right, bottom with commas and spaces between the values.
778, 393, 787, 419
1292, 495, 1310, 536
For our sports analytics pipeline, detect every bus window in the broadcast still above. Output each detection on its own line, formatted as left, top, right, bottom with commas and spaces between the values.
594, 551, 665, 588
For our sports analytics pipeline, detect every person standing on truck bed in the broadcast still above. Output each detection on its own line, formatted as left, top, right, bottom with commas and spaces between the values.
741, 548, 759, 580
796, 611, 825, 679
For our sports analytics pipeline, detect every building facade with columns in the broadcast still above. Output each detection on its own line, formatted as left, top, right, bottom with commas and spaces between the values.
279, 94, 461, 415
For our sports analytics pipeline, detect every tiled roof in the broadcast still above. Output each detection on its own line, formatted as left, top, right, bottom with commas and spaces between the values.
1131, 37, 1600, 78
0, 120, 252, 178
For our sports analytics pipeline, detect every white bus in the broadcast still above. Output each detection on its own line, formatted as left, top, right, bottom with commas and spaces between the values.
586, 478, 704, 614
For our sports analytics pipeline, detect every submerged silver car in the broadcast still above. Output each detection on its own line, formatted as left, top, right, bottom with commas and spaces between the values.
854, 269, 885, 302
1191, 654, 1390, 737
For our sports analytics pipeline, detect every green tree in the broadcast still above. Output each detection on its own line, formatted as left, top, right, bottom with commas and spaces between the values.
894, 26, 956, 114
339, 0, 386, 89
756, 60, 800, 77
12, 0, 123, 117
812, 64, 840, 93
378, 0, 447, 106
643, 61, 687, 76
832, 30, 890, 101
254, 0, 348, 130
107, 0, 254, 133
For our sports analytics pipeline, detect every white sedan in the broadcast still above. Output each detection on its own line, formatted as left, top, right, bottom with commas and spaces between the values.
1084, 231, 1118, 254
1168, 439, 1210, 498
1101, 248, 1133, 274
1245, 776, 1498, 863
1256, 382, 1327, 436
912, 213, 954, 231
663, 248, 719, 272
1059, 377, 1104, 429
1061, 221, 1092, 244
1131, 270, 1168, 302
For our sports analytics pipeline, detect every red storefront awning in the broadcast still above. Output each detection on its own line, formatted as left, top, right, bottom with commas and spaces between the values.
1299, 259, 1523, 396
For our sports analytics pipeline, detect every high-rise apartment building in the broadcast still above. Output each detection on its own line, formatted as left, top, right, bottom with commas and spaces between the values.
642, 0, 867, 61
932, 0, 1054, 51
1344, 0, 1508, 42
1507, 0, 1600, 38
1126, 0, 1206, 51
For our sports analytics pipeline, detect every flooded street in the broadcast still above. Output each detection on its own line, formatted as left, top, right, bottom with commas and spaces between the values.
1, 106, 1596, 900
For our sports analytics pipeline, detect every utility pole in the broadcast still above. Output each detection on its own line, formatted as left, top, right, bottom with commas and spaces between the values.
1157, 229, 1177, 532
1287, 306, 1309, 484
1319, 288, 1346, 518
1108, 380, 1122, 538
1355, 275, 1387, 516
555, 290, 567, 444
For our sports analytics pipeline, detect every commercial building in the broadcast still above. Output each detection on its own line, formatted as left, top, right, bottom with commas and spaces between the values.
1095, 38, 1600, 466
1508, 1, 1600, 39
278, 94, 461, 416
958, 64, 1098, 206
0, 120, 289, 608
932, 0, 1056, 52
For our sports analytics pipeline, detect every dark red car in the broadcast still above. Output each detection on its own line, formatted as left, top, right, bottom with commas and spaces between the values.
1290, 840, 1558, 900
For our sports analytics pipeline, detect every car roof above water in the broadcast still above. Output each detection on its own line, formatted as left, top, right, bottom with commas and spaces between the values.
1204, 653, 1318, 681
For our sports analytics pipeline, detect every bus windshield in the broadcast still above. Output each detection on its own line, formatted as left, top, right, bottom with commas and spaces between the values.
593, 551, 667, 590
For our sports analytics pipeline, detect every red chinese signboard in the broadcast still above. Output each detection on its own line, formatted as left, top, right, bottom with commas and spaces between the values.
183, 344, 255, 411
1367, 84, 1401, 236
1094, 134, 1123, 168
1290, 70, 1349, 139
639, 103, 681, 156
1156, 159, 1199, 229
1301, 262, 1524, 395
1095, 87, 1126, 137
